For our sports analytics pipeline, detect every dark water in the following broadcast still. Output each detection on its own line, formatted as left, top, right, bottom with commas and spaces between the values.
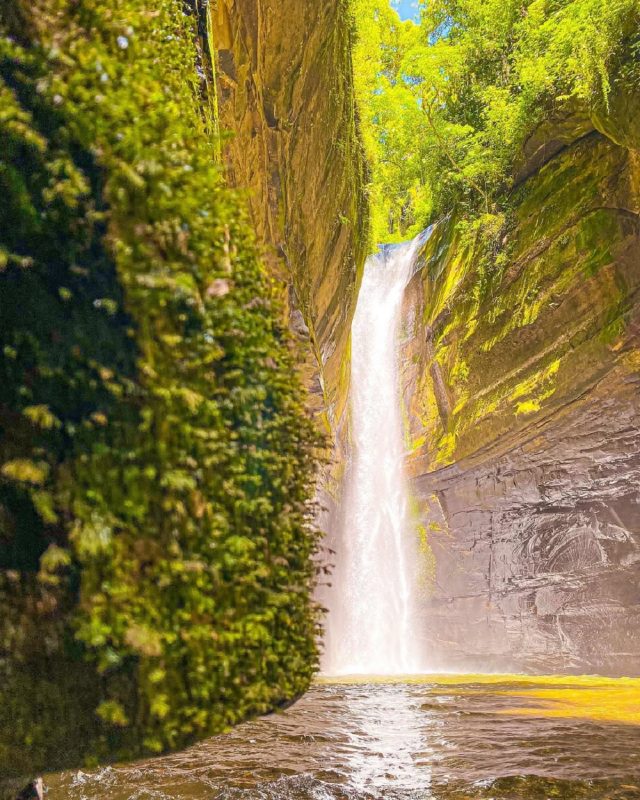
46, 678, 640, 800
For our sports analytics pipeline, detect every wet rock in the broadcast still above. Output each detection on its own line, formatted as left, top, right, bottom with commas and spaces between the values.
513, 105, 594, 185
400, 121, 640, 674
592, 69, 640, 152
211, 0, 369, 429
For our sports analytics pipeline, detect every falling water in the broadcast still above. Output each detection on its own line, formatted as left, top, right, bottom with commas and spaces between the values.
324, 232, 428, 675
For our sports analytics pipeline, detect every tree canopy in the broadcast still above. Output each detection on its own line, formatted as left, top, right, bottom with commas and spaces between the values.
352, 0, 639, 243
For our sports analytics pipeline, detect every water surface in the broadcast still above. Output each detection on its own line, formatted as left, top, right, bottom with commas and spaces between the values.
47, 675, 640, 800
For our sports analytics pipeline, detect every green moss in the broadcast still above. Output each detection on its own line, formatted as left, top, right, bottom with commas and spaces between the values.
510, 359, 561, 413
404, 115, 640, 472
0, 0, 321, 779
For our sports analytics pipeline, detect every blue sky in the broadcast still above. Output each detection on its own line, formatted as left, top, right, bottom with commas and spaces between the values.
390, 0, 420, 22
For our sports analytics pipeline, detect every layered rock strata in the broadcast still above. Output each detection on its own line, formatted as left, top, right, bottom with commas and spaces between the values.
401, 99, 640, 674
212, 0, 369, 430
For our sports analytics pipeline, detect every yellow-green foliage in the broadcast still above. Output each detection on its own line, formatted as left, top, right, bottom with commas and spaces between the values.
351, 0, 432, 243
351, 0, 639, 237
0, 0, 321, 778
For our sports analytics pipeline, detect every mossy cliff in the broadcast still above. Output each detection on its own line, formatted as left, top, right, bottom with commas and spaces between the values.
211, 0, 369, 433
0, 0, 334, 786
401, 79, 640, 673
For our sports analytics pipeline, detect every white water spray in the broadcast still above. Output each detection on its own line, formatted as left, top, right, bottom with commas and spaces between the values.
324, 232, 428, 675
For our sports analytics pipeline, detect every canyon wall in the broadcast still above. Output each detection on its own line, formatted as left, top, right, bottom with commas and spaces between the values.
212, 0, 369, 430
0, 0, 368, 789
402, 93, 640, 674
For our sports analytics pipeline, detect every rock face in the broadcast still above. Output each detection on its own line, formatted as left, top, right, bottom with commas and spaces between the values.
1, 0, 358, 782
401, 101, 640, 673
212, 0, 369, 427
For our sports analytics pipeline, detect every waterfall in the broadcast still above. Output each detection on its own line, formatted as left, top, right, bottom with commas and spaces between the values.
323, 232, 428, 675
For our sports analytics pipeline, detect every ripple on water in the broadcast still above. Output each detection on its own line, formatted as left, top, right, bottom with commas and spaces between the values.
46, 677, 640, 800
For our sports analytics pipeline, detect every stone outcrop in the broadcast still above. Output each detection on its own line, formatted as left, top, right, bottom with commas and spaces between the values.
401, 94, 640, 674
211, 0, 369, 429
0, 0, 368, 785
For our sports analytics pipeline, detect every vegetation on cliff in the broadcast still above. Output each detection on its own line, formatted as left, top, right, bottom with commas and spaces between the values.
0, 0, 321, 779
212, 0, 370, 434
352, 0, 639, 241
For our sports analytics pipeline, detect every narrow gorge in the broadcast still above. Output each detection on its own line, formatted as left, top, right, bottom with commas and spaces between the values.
2, 0, 640, 797
209, 0, 640, 678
